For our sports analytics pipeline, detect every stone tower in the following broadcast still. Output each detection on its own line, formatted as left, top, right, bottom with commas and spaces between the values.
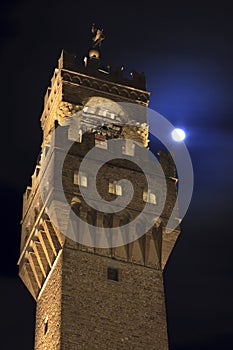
18, 47, 180, 349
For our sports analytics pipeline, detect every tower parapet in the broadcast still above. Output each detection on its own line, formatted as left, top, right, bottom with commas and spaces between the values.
59, 49, 147, 90
40, 50, 150, 149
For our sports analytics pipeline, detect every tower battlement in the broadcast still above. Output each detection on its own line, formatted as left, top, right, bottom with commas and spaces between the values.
41, 50, 150, 148
59, 50, 147, 90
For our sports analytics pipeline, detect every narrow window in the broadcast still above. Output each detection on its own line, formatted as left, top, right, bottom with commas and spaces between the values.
109, 181, 115, 194
143, 190, 148, 202
80, 174, 87, 187
115, 184, 122, 196
44, 315, 48, 335
34, 207, 39, 221
73, 170, 79, 185
107, 267, 119, 281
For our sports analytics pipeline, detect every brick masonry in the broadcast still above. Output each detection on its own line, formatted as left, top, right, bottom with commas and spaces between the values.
35, 251, 62, 350
35, 246, 169, 350
19, 49, 180, 350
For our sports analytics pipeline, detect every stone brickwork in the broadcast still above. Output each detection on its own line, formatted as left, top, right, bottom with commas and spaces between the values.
33, 245, 168, 349
34, 251, 63, 350
60, 246, 168, 350
18, 49, 180, 350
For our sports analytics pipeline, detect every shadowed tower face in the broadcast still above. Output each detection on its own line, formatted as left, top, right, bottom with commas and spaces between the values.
18, 46, 180, 349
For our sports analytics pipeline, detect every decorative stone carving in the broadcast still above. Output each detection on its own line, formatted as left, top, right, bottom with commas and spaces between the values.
56, 101, 82, 124
121, 123, 149, 147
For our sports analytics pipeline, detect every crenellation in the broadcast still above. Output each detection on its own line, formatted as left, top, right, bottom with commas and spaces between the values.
40, 50, 150, 148
59, 50, 148, 91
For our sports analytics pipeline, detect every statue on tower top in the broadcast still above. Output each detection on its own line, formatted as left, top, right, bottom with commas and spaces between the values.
91, 23, 105, 48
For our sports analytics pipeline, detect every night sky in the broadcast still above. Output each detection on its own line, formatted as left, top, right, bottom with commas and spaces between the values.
1, 0, 233, 349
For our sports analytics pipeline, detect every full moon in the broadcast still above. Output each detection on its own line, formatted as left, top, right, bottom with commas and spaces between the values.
171, 128, 186, 142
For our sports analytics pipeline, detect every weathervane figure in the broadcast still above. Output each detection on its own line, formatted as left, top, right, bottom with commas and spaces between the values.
91, 23, 105, 48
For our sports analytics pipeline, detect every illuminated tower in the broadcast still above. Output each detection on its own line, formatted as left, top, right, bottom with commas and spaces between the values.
18, 42, 180, 349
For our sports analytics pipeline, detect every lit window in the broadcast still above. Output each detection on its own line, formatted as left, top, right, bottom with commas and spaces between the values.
73, 171, 88, 187
109, 181, 115, 194
143, 190, 157, 204
149, 192, 156, 204
143, 190, 148, 202
80, 175, 87, 187
109, 181, 122, 196
115, 184, 122, 196
73, 171, 79, 185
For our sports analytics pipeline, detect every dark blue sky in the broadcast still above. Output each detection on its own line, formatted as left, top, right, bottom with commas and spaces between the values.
0, 0, 232, 349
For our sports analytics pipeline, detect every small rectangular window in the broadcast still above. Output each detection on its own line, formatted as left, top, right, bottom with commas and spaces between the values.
73, 171, 79, 185
149, 192, 156, 204
143, 190, 157, 204
109, 181, 122, 196
80, 174, 87, 187
115, 184, 122, 196
73, 171, 87, 187
107, 267, 118, 281
109, 181, 115, 194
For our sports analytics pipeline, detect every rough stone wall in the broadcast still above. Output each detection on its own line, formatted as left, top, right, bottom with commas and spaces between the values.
60, 247, 168, 350
19, 50, 180, 350
62, 137, 168, 221
34, 252, 63, 350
